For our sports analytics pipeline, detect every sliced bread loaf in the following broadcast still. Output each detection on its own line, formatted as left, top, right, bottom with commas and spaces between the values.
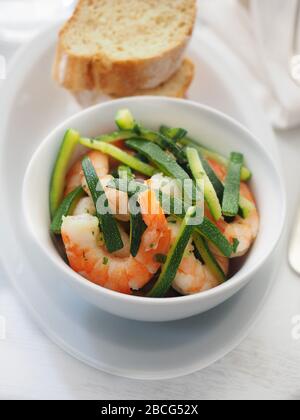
53, 0, 196, 96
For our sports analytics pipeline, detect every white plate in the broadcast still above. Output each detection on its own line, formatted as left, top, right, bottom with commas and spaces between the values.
0, 24, 281, 379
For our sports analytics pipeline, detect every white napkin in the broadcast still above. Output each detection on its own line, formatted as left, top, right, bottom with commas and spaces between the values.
199, 0, 300, 130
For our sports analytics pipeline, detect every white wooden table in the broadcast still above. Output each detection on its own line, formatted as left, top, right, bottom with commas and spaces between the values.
1, 45, 300, 403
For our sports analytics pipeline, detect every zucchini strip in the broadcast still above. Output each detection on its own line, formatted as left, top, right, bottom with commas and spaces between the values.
129, 199, 147, 257
159, 126, 188, 141
239, 195, 255, 218
193, 233, 226, 284
79, 137, 157, 177
95, 131, 134, 143
199, 155, 224, 203
107, 179, 233, 258
115, 109, 136, 131
139, 129, 187, 164
50, 129, 80, 218
125, 139, 195, 201
186, 147, 222, 221
222, 152, 244, 217
82, 157, 124, 253
117, 166, 146, 257
125, 139, 190, 181
98, 126, 187, 164
179, 136, 251, 181
50, 186, 85, 235
196, 152, 254, 219
148, 206, 197, 297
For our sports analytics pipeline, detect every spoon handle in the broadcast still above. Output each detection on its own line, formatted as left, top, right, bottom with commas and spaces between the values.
289, 207, 300, 274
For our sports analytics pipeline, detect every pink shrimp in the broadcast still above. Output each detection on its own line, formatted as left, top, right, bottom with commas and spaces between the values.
61, 190, 171, 295
64, 150, 130, 221
168, 220, 229, 295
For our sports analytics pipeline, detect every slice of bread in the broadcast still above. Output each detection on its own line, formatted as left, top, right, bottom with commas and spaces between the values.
128, 58, 195, 98
53, 0, 196, 96
73, 58, 195, 107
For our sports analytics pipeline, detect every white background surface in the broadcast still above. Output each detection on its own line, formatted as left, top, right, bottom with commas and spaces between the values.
1, 18, 300, 403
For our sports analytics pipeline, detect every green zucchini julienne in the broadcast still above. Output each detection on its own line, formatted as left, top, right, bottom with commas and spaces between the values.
239, 195, 255, 219
199, 154, 224, 203
139, 129, 187, 164
114, 109, 186, 162
160, 191, 232, 258
129, 199, 147, 257
50, 186, 85, 235
79, 137, 157, 177
107, 179, 233, 258
148, 206, 197, 297
186, 147, 222, 221
95, 131, 134, 143
194, 217, 232, 258
159, 125, 188, 141
125, 139, 195, 200
198, 152, 254, 220
193, 233, 227, 284
115, 109, 136, 131
178, 136, 251, 182
117, 165, 145, 257
81, 157, 124, 253
96, 126, 186, 164
222, 152, 244, 217
49, 129, 80, 218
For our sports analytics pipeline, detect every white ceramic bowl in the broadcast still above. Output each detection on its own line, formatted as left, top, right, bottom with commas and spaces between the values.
23, 97, 286, 322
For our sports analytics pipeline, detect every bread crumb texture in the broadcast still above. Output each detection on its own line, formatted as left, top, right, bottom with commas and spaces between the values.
62, 0, 196, 60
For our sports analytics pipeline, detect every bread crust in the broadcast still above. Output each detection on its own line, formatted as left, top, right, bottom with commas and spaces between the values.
53, 0, 196, 96
72, 58, 195, 108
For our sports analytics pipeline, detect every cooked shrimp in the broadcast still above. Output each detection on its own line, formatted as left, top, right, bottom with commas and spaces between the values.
72, 196, 130, 258
73, 197, 95, 216
168, 220, 229, 295
64, 160, 82, 196
99, 175, 130, 222
148, 173, 184, 200
207, 159, 259, 258
61, 190, 171, 295
65, 150, 130, 222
